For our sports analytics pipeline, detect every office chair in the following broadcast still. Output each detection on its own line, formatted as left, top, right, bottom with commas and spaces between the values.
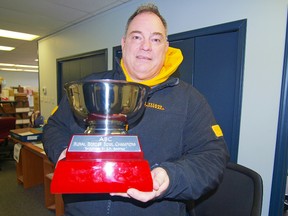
193, 162, 263, 216
0, 117, 16, 169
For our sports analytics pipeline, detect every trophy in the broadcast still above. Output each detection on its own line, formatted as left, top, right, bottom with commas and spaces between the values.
51, 80, 153, 194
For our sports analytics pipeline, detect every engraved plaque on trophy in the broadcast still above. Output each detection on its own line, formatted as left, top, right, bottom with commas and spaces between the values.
51, 80, 153, 193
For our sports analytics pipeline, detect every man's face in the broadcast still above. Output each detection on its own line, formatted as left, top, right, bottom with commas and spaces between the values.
121, 12, 169, 81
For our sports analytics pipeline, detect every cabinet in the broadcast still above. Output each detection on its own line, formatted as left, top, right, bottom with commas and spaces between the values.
43, 158, 64, 216
11, 137, 64, 215
15, 144, 44, 188
0, 93, 31, 128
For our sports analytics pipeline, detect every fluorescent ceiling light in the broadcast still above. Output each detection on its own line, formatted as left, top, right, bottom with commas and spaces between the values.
0, 45, 15, 51
0, 63, 38, 68
0, 68, 38, 73
0, 63, 38, 73
0, 29, 39, 41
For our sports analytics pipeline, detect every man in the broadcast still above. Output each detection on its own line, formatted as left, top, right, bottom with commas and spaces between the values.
43, 3, 229, 216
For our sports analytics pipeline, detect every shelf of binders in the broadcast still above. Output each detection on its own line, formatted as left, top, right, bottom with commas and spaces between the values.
15, 94, 30, 128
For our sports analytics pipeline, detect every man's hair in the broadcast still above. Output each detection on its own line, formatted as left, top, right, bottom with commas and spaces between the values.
124, 3, 167, 36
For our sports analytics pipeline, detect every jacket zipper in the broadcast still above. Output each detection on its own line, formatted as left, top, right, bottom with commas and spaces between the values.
106, 200, 112, 215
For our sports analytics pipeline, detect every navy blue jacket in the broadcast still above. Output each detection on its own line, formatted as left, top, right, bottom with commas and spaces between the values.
43, 67, 229, 216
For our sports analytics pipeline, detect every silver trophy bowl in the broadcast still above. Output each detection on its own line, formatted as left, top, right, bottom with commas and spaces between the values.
64, 79, 149, 134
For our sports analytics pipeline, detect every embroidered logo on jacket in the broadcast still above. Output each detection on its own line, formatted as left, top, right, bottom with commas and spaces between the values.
145, 102, 165, 110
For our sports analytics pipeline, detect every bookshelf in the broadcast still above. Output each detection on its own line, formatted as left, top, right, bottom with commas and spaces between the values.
0, 93, 31, 128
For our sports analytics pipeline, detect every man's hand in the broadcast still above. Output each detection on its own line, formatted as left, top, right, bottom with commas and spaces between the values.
111, 167, 169, 202
56, 148, 67, 166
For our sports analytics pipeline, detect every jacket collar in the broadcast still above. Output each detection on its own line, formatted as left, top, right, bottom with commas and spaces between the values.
114, 56, 180, 95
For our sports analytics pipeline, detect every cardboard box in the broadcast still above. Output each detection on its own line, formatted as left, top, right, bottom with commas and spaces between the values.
10, 128, 43, 142
33, 92, 39, 112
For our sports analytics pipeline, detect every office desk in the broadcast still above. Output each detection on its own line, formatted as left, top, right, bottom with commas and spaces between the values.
10, 137, 64, 216
11, 138, 45, 188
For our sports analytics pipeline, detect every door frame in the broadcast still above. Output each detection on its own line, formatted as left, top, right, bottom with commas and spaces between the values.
269, 12, 288, 215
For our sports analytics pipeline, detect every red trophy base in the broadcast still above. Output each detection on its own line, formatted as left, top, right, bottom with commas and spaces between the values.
51, 135, 153, 194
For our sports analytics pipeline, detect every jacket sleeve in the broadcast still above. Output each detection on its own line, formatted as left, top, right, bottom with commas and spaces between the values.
42, 95, 85, 164
159, 93, 230, 200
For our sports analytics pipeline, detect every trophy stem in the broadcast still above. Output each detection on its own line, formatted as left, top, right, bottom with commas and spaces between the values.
85, 119, 127, 135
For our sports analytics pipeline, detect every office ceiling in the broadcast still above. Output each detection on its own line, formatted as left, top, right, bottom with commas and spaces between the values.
0, 0, 133, 67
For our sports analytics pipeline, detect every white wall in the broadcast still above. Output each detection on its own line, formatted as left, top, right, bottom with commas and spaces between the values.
0, 71, 39, 90
38, 0, 288, 215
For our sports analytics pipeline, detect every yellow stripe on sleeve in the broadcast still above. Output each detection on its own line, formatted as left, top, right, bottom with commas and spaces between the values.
212, 125, 223, 137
